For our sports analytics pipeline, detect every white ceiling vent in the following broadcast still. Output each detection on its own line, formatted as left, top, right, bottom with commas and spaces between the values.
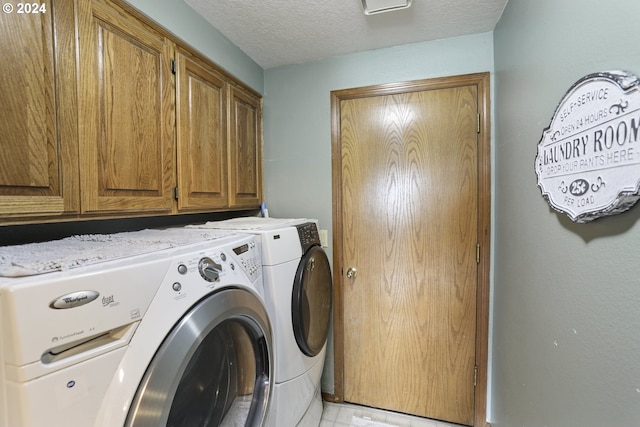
361, 0, 412, 15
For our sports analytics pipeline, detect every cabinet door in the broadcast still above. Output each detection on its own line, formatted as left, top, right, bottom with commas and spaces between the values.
228, 87, 263, 208
0, 0, 79, 221
176, 50, 228, 211
77, 0, 174, 214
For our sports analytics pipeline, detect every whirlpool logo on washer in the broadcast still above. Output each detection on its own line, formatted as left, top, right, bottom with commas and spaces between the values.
49, 290, 120, 309
49, 290, 100, 309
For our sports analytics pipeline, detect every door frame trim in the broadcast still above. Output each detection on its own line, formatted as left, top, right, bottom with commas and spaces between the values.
330, 72, 491, 427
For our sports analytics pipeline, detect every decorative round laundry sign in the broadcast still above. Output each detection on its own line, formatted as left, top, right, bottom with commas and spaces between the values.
535, 70, 640, 222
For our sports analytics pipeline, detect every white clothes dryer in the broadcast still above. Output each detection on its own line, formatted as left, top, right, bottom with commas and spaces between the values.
0, 230, 272, 427
191, 218, 333, 427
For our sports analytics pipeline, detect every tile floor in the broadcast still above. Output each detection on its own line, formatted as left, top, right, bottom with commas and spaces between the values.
320, 402, 465, 427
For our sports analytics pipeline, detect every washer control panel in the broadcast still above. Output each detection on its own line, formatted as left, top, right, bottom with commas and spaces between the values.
170, 235, 262, 297
232, 240, 261, 282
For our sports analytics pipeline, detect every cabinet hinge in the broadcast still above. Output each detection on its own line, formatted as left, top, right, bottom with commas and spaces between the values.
171, 59, 176, 75
477, 113, 481, 134
476, 243, 480, 264
474, 366, 478, 387
173, 187, 179, 200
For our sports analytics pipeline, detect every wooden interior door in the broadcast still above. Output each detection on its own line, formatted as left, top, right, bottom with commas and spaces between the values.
332, 74, 490, 426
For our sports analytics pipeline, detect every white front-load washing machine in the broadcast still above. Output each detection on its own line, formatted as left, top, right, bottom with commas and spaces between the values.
0, 229, 272, 427
190, 218, 333, 427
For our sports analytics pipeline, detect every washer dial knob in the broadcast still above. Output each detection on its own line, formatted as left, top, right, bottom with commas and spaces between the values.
198, 257, 222, 282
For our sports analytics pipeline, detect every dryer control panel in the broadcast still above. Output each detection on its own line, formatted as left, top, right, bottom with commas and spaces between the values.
296, 222, 321, 253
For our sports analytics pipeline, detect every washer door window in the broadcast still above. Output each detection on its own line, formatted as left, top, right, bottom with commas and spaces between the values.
126, 288, 272, 427
292, 245, 333, 357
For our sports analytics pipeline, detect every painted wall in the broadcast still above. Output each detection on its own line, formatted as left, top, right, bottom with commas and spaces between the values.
492, 1, 640, 426
123, 0, 263, 93
263, 33, 495, 394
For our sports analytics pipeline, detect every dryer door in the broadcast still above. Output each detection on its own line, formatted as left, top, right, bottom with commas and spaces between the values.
292, 245, 333, 357
125, 288, 272, 427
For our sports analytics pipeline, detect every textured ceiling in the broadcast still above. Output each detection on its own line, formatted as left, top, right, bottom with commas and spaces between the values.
184, 0, 508, 69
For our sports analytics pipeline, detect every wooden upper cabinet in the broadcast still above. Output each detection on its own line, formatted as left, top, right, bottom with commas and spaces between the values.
0, 0, 79, 221
228, 87, 263, 208
0, 0, 263, 224
175, 49, 229, 211
77, 0, 175, 214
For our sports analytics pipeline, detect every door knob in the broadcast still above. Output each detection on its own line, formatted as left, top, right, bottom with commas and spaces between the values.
346, 267, 358, 279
